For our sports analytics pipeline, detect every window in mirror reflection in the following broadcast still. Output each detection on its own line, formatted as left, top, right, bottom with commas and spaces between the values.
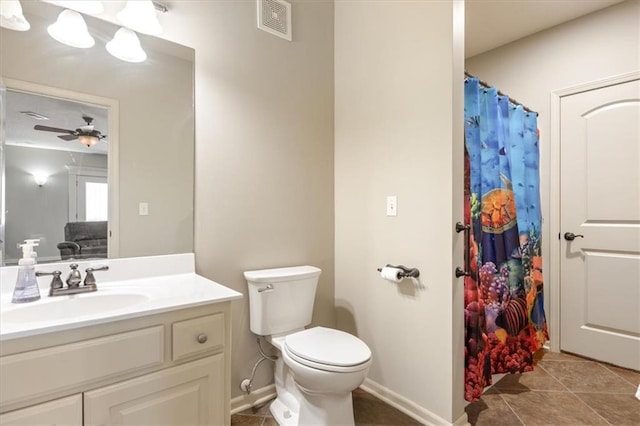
82, 180, 108, 222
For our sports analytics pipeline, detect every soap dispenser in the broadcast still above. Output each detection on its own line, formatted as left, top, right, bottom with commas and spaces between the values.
12, 239, 41, 303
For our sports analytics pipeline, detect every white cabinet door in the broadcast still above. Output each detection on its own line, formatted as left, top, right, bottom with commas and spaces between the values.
560, 78, 640, 370
0, 394, 82, 425
84, 355, 224, 426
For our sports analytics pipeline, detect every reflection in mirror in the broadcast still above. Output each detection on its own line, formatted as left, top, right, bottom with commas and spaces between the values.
1, 0, 195, 266
4, 89, 111, 264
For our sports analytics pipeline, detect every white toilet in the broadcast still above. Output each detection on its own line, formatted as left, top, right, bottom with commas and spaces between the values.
244, 265, 372, 426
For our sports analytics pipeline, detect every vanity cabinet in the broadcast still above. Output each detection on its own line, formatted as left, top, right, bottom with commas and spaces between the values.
0, 303, 232, 425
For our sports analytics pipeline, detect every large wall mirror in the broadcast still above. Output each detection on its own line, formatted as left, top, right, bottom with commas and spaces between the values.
0, 1, 194, 265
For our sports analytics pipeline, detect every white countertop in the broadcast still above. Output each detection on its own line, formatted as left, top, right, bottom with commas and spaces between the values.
0, 254, 243, 341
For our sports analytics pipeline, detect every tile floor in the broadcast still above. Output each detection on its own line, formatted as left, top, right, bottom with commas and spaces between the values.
231, 350, 640, 426
466, 350, 640, 426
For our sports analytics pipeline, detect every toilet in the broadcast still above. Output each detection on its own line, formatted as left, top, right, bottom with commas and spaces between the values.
244, 265, 372, 426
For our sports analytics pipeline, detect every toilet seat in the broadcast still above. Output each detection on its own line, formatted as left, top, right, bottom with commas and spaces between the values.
284, 327, 371, 373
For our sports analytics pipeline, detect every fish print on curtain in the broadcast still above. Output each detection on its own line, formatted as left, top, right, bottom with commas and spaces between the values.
463, 77, 548, 402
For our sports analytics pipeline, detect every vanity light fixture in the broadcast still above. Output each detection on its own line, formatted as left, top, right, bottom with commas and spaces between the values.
106, 27, 147, 63
78, 134, 100, 147
43, 1, 105, 16
116, 0, 162, 36
33, 173, 49, 187
0, 0, 30, 31
47, 9, 95, 48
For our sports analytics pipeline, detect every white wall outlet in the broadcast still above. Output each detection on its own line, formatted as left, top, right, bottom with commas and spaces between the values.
139, 202, 149, 216
386, 196, 397, 216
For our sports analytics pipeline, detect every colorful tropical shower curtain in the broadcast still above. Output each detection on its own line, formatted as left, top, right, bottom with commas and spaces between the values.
463, 77, 548, 402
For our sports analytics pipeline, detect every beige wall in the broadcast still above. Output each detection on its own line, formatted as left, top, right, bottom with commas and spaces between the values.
159, 0, 335, 398
466, 0, 639, 350
335, 1, 465, 423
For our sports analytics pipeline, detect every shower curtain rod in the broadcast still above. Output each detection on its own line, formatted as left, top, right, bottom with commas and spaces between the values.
464, 71, 538, 115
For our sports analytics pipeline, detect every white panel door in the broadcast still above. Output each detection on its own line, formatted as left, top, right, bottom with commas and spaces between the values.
560, 79, 640, 370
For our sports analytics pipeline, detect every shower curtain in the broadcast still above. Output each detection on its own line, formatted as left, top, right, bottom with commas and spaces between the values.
463, 77, 548, 402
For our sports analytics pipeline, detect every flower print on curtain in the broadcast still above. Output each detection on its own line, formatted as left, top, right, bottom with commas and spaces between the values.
463, 77, 548, 402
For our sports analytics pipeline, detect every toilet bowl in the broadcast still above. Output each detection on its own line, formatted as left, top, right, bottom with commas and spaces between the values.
269, 327, 371, 425
244, 266, 372, 426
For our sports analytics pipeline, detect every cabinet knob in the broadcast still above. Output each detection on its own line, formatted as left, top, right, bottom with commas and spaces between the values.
197, 334, 208, 344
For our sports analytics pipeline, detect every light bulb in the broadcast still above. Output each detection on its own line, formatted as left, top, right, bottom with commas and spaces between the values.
44, 1, 104, 16
106, 27, 147, 63
78, 135, 100, 147
47, 9, 95, 48
116, 1, 162, 36
0, 0, 30, 31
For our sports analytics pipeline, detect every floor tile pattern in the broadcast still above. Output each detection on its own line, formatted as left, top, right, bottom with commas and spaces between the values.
466, 350, 640, 426
231, 351, 639, 426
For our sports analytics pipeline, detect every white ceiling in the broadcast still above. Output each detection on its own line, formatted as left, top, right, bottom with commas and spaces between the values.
5, 90, 108, 155
465, 0, 624, 58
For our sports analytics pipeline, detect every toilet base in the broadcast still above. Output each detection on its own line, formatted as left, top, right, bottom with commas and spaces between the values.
269, 390, 355, 426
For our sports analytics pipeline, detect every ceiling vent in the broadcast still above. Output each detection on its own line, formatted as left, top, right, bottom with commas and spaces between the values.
257, 0, 292, 41
20, 111, 49, 120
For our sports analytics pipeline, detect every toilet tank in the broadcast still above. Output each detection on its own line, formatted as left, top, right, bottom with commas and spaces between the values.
244, 265, 321, 336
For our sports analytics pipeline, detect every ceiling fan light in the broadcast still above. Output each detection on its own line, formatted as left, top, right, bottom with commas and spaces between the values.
43, 1, 105, 16
106, 27, 147, 63
116, 0, 161, 36
47, 9, 95, 48
78, 134, 100, 147
0, 0, 30, 31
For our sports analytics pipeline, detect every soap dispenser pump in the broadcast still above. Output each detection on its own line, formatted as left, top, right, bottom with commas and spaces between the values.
12, 239, 41, 303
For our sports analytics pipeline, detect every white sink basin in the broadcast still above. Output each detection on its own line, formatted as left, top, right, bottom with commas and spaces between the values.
0, 254, 243, 341
3, 293, 150, 323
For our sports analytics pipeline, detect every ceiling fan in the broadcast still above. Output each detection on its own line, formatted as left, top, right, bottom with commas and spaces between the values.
34, 115, 107, 147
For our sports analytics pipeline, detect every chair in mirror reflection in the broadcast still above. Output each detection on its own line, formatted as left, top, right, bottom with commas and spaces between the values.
57, 221, 108, 260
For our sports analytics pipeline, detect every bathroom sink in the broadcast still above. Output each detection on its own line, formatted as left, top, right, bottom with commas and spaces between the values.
2, 293, 150, 323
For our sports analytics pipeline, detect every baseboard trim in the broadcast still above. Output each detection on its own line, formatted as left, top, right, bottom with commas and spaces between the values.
230, 384, 276, 415
360, 379, 469, 426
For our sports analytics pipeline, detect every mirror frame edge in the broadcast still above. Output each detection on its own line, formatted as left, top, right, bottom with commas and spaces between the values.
1, 77, 120, 261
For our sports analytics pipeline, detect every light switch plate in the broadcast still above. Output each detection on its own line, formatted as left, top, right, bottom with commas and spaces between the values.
386, 196, 397, 216
139, 202, 149, 216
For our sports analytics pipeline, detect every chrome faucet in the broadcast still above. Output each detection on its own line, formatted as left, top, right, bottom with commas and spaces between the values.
37, 264, 109, 297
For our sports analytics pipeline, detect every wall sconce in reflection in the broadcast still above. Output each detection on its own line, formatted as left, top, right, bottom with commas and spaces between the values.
33, 173, 49, 187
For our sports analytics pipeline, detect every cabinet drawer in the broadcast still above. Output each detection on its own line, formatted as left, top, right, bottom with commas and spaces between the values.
0, 394, 82, 425
172, 314, 224, 361
0, 326, 164, 408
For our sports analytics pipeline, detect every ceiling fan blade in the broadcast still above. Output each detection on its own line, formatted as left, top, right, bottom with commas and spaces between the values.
58, 134, 79, 141
34, 125, 74, 134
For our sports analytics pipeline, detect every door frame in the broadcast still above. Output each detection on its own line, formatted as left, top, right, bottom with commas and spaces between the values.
548, 70, 640, 352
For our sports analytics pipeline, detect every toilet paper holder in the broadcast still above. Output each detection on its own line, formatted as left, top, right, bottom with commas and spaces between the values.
376, 264, 420, 279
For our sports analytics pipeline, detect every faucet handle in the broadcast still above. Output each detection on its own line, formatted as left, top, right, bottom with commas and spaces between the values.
84, 265, 109, 286
36, 270, 63, 292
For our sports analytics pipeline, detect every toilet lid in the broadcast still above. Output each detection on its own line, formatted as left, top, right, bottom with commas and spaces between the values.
284, 327, 371, 367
